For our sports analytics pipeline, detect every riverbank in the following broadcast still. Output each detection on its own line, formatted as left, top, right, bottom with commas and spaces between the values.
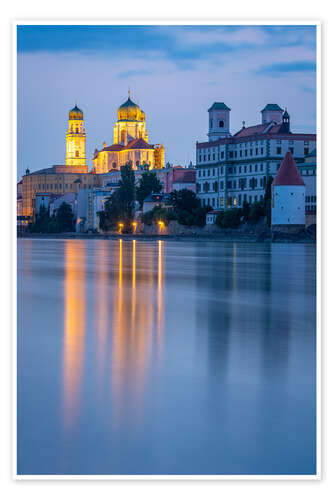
17, 227, 316, 244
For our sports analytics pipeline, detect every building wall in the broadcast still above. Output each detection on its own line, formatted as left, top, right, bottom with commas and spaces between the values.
21, 171, 102, 217
271, 185, 305, 225
196, 137, 315, 209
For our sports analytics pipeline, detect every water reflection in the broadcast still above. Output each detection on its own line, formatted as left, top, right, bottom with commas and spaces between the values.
18, 239, 315, 475
110, 239, 165, 427
63, 240, 86, 429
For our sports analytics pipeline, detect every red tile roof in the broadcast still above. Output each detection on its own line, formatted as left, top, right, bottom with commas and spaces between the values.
234, 123, 268, 138
272, 152, 305, 186
125, 138, 154, 150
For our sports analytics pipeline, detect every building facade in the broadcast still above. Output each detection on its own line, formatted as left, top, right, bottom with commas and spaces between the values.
92, 93, 165, 173
195, 102, 316, 210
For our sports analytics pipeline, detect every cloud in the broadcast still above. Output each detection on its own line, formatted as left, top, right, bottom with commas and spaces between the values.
256, 61, 316, 75
17, 25, 317, 180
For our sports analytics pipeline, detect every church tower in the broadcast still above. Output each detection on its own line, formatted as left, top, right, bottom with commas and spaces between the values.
66, 104, 87, 168
207, 102, 231, 141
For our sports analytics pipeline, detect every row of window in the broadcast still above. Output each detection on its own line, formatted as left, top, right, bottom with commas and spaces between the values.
198, 163, 266, 178
198, 147, 265, 163
306, 195, 317, 203
202, 193, 264, 208
33, 183, 93, 191
197, 176, 267, 193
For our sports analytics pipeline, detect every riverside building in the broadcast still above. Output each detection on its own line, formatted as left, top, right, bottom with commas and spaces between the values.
195, 102, 316, 209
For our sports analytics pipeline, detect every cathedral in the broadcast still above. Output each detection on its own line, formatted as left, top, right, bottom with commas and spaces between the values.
92, 92, 165, 173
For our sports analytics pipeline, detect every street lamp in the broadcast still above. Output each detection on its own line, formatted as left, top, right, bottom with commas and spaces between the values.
157, 220, 165, 233
132, 221, 137, 233
118, 222, 124, 234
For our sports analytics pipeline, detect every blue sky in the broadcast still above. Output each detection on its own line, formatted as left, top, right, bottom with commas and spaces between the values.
17, 25, 316, 178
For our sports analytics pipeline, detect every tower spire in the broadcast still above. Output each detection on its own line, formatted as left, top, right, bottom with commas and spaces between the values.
128, 87, 130, 99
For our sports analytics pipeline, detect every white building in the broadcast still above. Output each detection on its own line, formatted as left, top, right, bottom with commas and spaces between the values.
271, 152, 305, 229
195, 103, 316, 210
76, 188, 113, 232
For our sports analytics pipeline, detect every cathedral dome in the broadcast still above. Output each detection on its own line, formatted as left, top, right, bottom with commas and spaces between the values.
117, 96, 141, 121
69, 104, 83, 120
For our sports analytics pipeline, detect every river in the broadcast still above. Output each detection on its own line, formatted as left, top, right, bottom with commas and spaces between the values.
17, 238, 316, 475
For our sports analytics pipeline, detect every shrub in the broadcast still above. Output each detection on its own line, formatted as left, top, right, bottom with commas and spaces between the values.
248, 202, 266, 224
216, 209, 242, 229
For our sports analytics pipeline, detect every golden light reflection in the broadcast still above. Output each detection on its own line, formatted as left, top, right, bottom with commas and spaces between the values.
63, 241, 86, 429
95, 240, 109, 376
157, 240, 164, 356
111, 239, 164, 428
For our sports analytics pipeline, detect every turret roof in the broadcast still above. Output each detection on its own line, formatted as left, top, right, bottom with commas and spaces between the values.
208, 102, 231, 112
261, 103, 283, 112
272, 152, 305, 186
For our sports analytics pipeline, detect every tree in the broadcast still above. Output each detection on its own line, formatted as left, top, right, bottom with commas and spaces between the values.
136, 172, 162, 208
248, 202, 265, 224
242, 200, 250, 220
55, 202, 75, 232
216, 209, 242, 229
264, 175, 274, 227
169, 189, 204, 226
29, 205, 52, 233
99, 163, 136, 232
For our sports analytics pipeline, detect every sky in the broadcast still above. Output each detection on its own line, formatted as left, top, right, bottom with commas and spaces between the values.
17, 25, 317, 179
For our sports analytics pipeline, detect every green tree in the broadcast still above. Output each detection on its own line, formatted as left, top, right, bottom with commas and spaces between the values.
136, 172, 162, 208
248, 202, 266, 224
29, 205, 52, 233
264, 175, 274, 227
56, 202, 75, 232
99, 163, 136, 232
170, 189, 200, 213
216, 209, 242, 229
242, 200, 250, 220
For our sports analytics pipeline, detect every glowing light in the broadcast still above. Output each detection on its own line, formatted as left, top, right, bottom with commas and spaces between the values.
132, 221, 137, 233
63, 241, 86, 429
118, 222, 124, 234
157, 220, 165, 233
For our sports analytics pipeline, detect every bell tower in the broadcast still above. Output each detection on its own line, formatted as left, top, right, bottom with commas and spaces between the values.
66, 104, 87, 167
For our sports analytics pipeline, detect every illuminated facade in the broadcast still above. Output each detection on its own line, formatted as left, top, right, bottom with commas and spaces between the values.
93, 93, 165, 173
21, 104, 92, 217
65, 104, 88, 171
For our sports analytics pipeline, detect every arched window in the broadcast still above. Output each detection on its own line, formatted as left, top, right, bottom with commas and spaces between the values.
75, 151, 79, 158
121, 130, 126, 143
219, 120, 224, 128
112, 162, 117, 169
76, 127, 79, 133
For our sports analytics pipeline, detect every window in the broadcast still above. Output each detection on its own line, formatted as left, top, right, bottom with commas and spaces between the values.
255, 148, 258, 155
220, 197, 224, 207
304, 148, 309, 155
261, 147, 264, 154
208, 154, 211, 161
199, 156, 202, 162
219, 120, 224, 128
229, 151, 234, 159
276, 147, 281, 154
220, 180, 224, 189
213, 154, 215, 161
255, 164, 258, 172
239, 166, 242, 174
210, 119, 213, 128
75, 151, 79, 157
220, 151, 224, 159
245, 150, 248, 157
238, 194, 242, 205
240, 150, 243, 157
250, 149, 253, 156
289, 147, 294, 154
233, 197, 237, 206
220, 167, 223, 175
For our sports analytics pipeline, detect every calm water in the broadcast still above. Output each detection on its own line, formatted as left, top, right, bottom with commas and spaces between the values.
17, 238, 316, 475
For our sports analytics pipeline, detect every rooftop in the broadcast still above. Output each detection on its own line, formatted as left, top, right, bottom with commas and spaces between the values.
208, 102, 231, 112
272, 152, 305, 187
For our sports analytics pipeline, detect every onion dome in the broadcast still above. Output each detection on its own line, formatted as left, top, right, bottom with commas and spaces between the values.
69, 104, 83, 119
117, 93, 141, 121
